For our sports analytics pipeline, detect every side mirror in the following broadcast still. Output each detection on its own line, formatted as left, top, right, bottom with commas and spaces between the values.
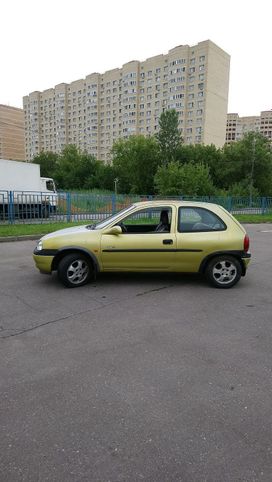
104, 225, 122, 235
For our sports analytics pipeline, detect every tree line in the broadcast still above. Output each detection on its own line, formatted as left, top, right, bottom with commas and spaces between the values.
33, 110, 272, 197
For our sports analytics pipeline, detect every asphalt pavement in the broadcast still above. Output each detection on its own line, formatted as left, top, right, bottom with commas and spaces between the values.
0, 224, 272, 481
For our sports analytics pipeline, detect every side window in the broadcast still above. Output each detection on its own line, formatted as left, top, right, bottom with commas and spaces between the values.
178, 207, 226, 232
46, 180, 55, 192
118, 207, 172, 234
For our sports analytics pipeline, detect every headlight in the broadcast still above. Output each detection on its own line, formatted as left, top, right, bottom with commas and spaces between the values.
36, 240, 43, 251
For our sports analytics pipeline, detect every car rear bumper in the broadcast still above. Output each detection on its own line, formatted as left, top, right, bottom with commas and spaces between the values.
241, 252, 251, 275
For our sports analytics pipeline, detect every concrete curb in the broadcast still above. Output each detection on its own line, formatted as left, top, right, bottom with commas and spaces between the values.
0, 235, 41, 243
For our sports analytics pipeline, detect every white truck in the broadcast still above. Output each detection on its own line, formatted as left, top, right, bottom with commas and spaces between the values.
0, 159, 58, 220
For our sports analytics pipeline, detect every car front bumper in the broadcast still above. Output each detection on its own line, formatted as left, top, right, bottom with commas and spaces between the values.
33, 253, 54, 274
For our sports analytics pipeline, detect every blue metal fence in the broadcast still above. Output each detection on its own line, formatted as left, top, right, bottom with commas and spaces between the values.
0, 190, 272, 224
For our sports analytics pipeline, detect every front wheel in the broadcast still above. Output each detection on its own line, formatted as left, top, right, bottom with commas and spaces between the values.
205, 255, 242, 289
58, 253, 92, 288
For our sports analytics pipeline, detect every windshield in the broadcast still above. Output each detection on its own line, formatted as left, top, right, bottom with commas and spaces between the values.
93, 205, 135, 230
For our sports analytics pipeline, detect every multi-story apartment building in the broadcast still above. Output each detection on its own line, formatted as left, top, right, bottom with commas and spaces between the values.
24, 40, 230, 162
226, 111, 272, 144
0, 104, 25, 161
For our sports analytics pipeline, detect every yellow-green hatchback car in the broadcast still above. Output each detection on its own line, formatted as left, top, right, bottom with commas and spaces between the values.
33, 201, 251, 289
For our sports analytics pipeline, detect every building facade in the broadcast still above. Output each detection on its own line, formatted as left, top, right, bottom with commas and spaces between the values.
226, 111, 272, 144
24, 40, 230, 162
0, 104, 25, 161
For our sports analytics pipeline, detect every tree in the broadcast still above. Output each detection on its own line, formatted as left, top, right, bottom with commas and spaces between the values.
154, 161, 216, 196
55, 145, 99, 190
32, 151, 59, 178
174, 143, 223, 188
32, 146, 118, 191
155, 109, 182, 164
221, 132, 272, 195
112, 135, 161, 194
94, 162, 117, 191
226, 180, 259, 197
176, 143, 221, 165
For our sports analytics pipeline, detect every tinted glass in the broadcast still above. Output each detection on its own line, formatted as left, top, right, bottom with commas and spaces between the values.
178, 207, 226, 232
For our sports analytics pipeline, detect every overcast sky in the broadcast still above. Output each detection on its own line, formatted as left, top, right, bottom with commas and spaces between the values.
1, 0, 271, 116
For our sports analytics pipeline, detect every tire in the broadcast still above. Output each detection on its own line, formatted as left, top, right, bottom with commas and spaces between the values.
205, 255, 242, 289
58, 253, 93, 288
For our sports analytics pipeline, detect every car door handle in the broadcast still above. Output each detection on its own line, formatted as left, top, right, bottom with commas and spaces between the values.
163, 239, 173, 245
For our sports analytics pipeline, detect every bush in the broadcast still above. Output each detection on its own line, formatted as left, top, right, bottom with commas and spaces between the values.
154, 161, 216, 196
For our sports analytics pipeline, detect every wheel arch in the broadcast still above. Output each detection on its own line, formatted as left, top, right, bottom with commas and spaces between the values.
199, 251, 246, 276
51, 247, 100, 273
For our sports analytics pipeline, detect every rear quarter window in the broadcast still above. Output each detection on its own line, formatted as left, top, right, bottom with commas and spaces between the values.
178, 207, 227, 233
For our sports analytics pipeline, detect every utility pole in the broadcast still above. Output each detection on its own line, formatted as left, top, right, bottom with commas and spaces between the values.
249, 135, 256, 207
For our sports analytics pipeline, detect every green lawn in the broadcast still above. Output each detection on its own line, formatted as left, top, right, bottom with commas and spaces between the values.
0, 222, 83, 237
0, 213, 272, 238
235, 214, 272, 223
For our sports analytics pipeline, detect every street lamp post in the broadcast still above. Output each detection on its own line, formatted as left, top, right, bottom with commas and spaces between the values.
114, 178, 119, 195
249, 135, 256, 207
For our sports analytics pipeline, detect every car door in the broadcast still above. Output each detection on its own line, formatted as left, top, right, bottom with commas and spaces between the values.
176, 206, 227, 272
101, 206, 177, 271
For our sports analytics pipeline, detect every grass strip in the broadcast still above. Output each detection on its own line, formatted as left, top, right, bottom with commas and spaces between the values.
235, 214, 272, 223
0, 222, 82, 237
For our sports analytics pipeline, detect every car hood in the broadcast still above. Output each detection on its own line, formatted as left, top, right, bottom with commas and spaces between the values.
42, 225, 96, 240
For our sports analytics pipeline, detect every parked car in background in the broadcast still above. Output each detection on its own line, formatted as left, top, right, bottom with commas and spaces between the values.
33, 200, 251, 288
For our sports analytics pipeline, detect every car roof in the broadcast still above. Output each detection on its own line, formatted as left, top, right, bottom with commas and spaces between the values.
133, 200, 224, 210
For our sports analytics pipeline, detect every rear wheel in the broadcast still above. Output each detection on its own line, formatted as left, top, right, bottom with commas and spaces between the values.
58, 253, 92, 288
205, 255, 242, 289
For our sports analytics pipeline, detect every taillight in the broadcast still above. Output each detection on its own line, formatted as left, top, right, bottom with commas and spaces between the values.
244, 234, 250, 252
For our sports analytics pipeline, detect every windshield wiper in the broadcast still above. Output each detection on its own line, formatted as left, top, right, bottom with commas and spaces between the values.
86, 224, 96, 230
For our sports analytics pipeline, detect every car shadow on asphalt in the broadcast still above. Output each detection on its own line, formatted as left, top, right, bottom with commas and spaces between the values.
39, 270, 208, 290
